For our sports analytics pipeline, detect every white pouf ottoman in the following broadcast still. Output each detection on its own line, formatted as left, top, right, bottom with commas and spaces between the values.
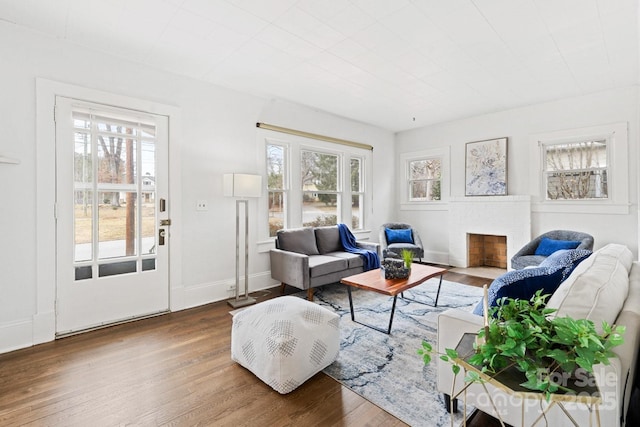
231, 295, 340, 394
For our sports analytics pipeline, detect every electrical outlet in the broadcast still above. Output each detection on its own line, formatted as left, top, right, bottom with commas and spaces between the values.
196, 200, 208, 211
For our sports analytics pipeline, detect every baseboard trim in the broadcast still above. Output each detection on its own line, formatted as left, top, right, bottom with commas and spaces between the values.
0, 318, 34, 354
181, 271, 277, 311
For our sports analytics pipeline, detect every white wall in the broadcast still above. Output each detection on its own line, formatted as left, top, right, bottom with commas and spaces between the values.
0, 22, 395, 353
395, 87, 639, 265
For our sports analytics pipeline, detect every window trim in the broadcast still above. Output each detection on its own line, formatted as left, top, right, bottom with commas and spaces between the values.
529, 122, 629, 214
400, 147, 450, 211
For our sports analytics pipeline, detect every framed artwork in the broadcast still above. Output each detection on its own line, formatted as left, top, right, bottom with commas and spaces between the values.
465, 137, 508, 196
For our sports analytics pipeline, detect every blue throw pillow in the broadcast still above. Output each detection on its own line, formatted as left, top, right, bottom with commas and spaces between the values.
385, 228, 414, 244
534, 237, 581, 256
473, 249, 592, 316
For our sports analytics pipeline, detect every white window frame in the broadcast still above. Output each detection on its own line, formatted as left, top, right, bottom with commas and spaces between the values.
258, 134, 372, 250
529, 122, 629, 214
400, 147, 450, 211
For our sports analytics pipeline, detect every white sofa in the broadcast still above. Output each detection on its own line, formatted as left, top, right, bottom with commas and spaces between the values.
437, 243, 640, 426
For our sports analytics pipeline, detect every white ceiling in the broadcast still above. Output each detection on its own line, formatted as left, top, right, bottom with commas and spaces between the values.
1, 0, 638, 132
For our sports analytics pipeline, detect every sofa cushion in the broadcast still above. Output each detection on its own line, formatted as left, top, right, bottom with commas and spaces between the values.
385, 228, 414, 244
473, 249, 592, 316
315, 226, 343, 254
547, 244, 632, 330
534, 237, 581, 256
308, 255, 348, 277
277, 227, 319, 255
324, 251, 364, 269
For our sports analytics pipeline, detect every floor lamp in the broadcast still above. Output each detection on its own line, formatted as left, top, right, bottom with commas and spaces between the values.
223, 173, 262, 308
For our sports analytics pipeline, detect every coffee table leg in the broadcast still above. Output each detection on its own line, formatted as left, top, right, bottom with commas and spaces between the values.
347, 286, 355, 321
400, 274, 444, 307
347, 286, 397, 334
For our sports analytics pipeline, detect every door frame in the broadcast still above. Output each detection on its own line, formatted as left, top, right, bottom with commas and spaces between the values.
35, 78, 183, 344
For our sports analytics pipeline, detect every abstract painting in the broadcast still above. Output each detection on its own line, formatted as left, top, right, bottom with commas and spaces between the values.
465, 137, 507, 196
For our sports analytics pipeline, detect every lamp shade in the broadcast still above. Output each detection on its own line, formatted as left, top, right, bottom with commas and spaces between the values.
223, 173, 262, 198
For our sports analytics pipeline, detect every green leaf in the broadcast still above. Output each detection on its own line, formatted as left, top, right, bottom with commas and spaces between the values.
440, 355, 450, 362
466, 370, 481, 382
421, 341, 433, 352
422, 354, 431, 365
452, 364, 461, 375
445, 348, 459, 360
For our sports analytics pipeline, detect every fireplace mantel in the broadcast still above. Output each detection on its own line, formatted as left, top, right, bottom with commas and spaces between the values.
449, 195, 531, 268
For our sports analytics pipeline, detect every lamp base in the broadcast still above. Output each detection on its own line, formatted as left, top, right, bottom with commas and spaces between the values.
227, 296, 257, 308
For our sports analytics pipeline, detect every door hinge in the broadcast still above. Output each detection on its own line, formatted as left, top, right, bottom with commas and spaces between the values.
160, 219, 171, 226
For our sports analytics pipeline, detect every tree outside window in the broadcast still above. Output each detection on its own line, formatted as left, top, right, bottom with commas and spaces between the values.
544, 140, 608, 200
301, 150, 339, 226
408, 158, 441, 201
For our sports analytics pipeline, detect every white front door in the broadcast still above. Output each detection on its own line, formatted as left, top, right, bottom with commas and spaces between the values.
55, 96, 170, 335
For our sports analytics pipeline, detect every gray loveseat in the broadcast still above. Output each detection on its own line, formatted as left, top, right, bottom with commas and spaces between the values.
269, 226, 380, 301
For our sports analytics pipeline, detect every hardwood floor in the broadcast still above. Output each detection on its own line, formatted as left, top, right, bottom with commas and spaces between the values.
0, 269, 489, 426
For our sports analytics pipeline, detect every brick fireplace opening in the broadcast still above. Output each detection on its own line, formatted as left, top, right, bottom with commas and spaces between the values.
467, 234, 507, 269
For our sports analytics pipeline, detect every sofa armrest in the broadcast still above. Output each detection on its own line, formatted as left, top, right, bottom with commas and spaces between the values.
436, 309, 483, 393
356, 241, 380, 256
269, 249, 310, 289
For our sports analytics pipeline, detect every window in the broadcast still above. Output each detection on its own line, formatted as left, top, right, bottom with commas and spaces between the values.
530, 122, 628, 214
350, 157, 364, 229
267, 143, 287, 237
543, 139, 607, 200
408, 158, 441, 201
400, 147, 449, 210
260, 136, 371, 244
301, 150, 339, 227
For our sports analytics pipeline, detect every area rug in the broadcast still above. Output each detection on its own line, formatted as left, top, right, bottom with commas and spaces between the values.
297, 279, 484, 427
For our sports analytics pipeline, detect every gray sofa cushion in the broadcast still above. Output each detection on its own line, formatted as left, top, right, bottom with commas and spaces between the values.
324, 251, 364, 269
315, 226, 343, 254
308, 255, 348, 277
277, 227, 319, 255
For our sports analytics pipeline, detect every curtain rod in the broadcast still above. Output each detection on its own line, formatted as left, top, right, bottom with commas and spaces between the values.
256, 122, 373, 151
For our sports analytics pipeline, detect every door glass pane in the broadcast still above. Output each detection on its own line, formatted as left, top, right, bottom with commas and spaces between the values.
74, 191, 93, 262
141, 197, 156, 255
141, 139, 156, 255
71, 108, 158, 278
74, 130, 93, 262
97, 132, 137, 185
99, 191, 137, 259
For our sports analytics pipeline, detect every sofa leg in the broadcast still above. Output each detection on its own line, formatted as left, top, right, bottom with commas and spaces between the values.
443, 393, 458, 413
307, 288, 314, 301
280, 283, 286, 294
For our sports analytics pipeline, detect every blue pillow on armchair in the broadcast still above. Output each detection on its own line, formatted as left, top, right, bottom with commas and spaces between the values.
534, 237, 581, 256
473, 249, 592, 316
385, 228, 414, 244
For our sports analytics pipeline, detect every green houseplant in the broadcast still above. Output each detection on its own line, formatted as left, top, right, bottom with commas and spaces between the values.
418, 290, 625, 400
401, 249, 413, 270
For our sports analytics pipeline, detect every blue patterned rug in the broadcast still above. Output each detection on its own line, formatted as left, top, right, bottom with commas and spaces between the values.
296, 278, 484, 427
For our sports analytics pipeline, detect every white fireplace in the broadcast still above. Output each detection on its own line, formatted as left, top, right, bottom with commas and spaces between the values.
448, 195, 531, 268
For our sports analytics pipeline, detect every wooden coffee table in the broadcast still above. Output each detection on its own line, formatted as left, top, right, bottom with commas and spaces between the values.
340, 264, 447, 334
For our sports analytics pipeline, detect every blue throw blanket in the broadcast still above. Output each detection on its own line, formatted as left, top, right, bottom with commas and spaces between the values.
337, 223, 380, 271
